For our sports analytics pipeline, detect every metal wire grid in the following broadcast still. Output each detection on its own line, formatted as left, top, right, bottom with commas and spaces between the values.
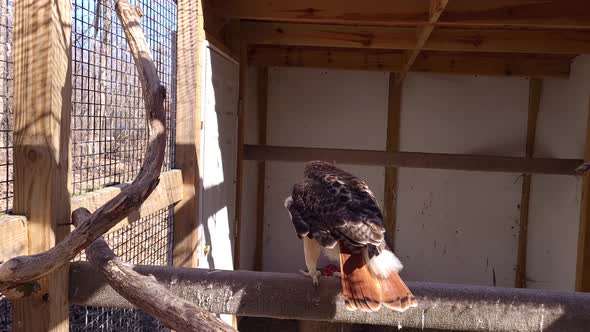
71, 206, 174, 332
0, 0, 13, 330
71, 0, 177, 195
0, 0, 13, 214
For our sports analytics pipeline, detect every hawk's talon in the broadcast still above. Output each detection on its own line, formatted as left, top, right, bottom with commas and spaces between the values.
299, 269, 321, 286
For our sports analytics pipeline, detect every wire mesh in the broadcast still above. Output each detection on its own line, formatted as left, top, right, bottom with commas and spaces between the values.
71, 207, 174, 332
71, 0, 177, 195
0, 0, 13, 214
0, 0, 13, 330
69, 0, 177, 330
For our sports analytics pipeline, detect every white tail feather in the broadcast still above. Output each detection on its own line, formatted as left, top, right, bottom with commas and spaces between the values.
363, 247, 403, 279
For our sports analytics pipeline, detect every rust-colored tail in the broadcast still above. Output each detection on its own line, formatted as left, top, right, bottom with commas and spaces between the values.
339, 244, 417, 312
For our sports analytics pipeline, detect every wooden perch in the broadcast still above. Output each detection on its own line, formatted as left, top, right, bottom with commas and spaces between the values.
70, 263, 590, 332
0, 0, 166, 297
71, 209, 235, 332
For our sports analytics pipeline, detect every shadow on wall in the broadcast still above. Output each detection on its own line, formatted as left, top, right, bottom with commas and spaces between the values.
175, 43, 239, 271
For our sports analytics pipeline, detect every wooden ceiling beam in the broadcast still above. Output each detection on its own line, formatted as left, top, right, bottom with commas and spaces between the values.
397, 0, 448, 84
248, 46, 573, 78
241, 21, 590, 55
207, 0, 590, 30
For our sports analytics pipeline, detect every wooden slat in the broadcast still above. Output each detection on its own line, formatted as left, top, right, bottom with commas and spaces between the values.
12, 0, 72, 329
384, 74, 401, 251
208, 0, 590, 30
397, 0, 448, 84
174, 0, 204, 269
254, 67, 268, 271
243, 145, 582, 175
248, 46, 572, 78
515, 78, 542, 289
576, 98, 590, 292
68, 170, 183, 235
242, 21, 590, 54
233, 32, 247, 270
0, 215, 28, 264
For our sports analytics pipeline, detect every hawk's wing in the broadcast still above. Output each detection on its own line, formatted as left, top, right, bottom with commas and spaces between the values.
286, 165, 386, 249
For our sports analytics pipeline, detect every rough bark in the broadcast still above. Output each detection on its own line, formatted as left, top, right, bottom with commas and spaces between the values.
70, 263, 590, 332
0, 0, 166, 296
71, 209, 235, 332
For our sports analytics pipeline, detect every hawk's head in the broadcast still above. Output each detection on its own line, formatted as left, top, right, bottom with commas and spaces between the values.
304, 160, 337, 176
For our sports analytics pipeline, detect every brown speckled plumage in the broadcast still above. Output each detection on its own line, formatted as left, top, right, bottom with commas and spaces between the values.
286, 160, 417, 312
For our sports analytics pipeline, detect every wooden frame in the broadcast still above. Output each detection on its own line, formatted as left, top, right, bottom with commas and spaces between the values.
248, 46, 573, 78
11, 0, 73, 330
243, 145, 581, 175
254, 67, 268, 271
173, 0, 204, 269
515, 79, 543, 288
206, 0, 590, 30
577, 98, 590, 292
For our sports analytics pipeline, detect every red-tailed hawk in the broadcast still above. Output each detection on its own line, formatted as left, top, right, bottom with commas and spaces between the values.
284, 160, 417, 312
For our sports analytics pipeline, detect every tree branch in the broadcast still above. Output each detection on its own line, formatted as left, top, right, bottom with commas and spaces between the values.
71, 209, 235, 332
0, 0, 166, 296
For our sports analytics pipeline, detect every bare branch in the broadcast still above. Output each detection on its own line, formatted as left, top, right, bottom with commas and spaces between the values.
71, 209, 235, 332
0, 0, 166, 296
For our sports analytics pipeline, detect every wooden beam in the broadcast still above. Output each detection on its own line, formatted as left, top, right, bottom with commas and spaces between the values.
233, 29, 247, 270
0, 215, 28, 264
384, 74, 401, 251
242, 21, 590, 54
68, 170, 183, 236
174, 0, 204, 269
576, 97, 590, 292
248, 46, 573, 78
207, 0, 590, 30
70, 261, 590, 331
254, 67, 268, 271
12, 0, 72, 329
515, 79, 542, 289
243, 145, 582, 175
397, 0, 448, 84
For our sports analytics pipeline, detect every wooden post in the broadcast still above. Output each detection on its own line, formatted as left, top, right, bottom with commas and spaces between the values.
515, 78, 542, 288
11, 0, 72, 330
384, 73, 402, 251
173, 0, 204, 268
576, 97, 590, 292
254, 67, 268, 271
233, 32, 247, 270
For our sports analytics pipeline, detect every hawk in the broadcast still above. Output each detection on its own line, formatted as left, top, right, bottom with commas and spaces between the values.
284, 160, 417, 312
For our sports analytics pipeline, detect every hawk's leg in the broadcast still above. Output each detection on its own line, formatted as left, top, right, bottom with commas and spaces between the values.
300, 237, 321, 286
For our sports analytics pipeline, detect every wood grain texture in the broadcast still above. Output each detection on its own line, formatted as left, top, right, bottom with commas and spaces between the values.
254, 67, 268, 271
384, 74, 401, 251
248, 46, 573, 78
174, 0, 204, 269
396, 0, 448, 84
0, 215, 28, 264
207, 0, 590, 30
244, 145, 582, 175
242, 21, 590, 54
11, 0, 72, 329
70, 170, 183, 235
515, 78, 542, 289
233, 31, 247, 270
577, 97, 590, 292
1, 0, 167, 302
70, 262, 590, 331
